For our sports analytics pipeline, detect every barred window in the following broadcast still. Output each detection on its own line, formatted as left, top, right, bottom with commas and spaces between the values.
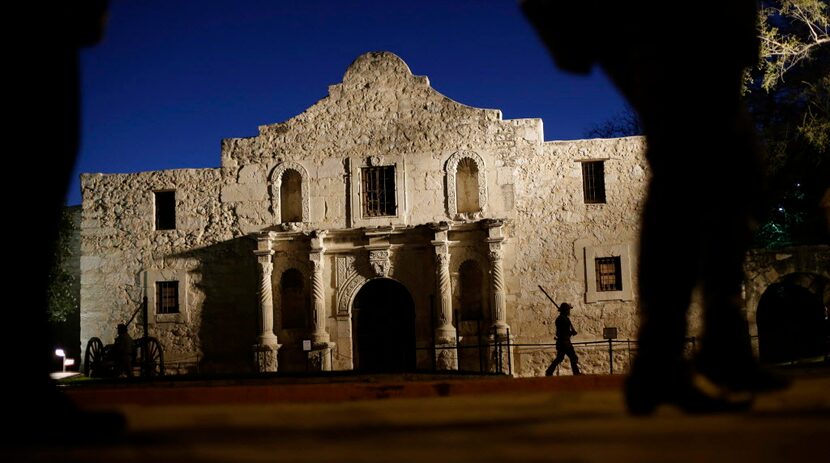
361, 166, 396, 217
156, 281, 180, 314
581, 161, 606, 204
154, 190, 176, 230
595, 257, 622, 292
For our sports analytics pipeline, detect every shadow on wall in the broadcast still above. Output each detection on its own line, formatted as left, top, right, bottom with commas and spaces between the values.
173, 237, 257, 374
757, 272, 829, 364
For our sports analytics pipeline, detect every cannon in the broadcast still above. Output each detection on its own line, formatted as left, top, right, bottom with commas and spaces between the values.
83, 299, 165, 378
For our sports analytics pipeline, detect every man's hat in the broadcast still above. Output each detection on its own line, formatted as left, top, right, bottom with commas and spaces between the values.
559, 302, 572, 311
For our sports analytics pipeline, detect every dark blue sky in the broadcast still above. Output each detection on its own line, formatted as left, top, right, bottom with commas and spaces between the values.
71, 0, 627, 205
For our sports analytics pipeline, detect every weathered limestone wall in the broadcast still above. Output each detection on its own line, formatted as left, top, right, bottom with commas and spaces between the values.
80, 168, 259, 373
508, 137, 649, 376
217, 52, 543, 233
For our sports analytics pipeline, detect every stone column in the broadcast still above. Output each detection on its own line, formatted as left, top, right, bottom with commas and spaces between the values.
253, 232, 280, 372
485, 219, 512, 374
308, 230, 333, 371
431, 222, 458, 370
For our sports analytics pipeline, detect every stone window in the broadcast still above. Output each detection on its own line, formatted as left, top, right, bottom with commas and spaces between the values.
456, 158, 480, 214
280, 169, 303, 223
458, 260, 485, 321
154, 190, 176, 230
595, 256, 622, 292
348, 155, 407, 227
584, 243, 633, 303
280, 268, 307, 329
143, 269, 189, 324
581, 161, 606, 204
361, 165, 396, 217
156, 281, 180, 314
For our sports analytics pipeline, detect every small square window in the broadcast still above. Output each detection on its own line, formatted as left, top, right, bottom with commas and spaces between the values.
154, 191, 176, 230
361, 166, 396, 217
581, 161, 606, 204
595, 256, 622, 292
156, 281, 180, 314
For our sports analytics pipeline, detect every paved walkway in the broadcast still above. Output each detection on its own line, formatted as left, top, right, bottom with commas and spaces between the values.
13, 372, 830, 462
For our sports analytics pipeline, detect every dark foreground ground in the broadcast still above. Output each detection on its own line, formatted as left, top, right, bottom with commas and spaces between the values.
12, 367, 830, 462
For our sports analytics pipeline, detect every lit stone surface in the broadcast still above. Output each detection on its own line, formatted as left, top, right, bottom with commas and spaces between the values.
80, 52, 655, 375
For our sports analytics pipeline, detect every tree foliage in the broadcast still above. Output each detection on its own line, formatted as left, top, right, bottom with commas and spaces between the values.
584, 2, 828, 247
583, 103, 643, 138
748, 0, 829, 247
47, 208, 79, 323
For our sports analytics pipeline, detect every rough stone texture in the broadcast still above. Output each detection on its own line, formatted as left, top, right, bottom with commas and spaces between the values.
79, 51, 695, 376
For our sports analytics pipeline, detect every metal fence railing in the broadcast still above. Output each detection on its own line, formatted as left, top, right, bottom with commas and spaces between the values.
412, 335, 784, 376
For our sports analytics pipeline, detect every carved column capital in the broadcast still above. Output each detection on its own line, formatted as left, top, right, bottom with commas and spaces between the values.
487, 246, 503, 263
309, 229, 328, 250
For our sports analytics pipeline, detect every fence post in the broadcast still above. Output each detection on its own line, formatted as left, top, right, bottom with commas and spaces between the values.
496, 327, 503, 374
455, 310, 461, 371
477, 319, 484, 373
506, 328, 512, 376
608, 338, 614, 375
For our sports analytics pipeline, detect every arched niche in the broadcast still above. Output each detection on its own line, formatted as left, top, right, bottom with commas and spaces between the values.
270, 162, 310, 223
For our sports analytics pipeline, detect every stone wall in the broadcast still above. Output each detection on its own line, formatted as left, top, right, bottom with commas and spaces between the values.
217, 52, 543, 233
80, 168, 261, 373
508, 137, 649, 376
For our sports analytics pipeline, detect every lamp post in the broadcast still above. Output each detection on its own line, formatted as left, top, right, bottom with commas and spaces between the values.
55, 348, 66, 373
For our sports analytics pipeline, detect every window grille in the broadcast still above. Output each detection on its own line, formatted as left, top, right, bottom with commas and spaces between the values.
156, 281, 180, 314
361, 166, 396, 217
581, 161, 606, 204
595, 256, 622, 291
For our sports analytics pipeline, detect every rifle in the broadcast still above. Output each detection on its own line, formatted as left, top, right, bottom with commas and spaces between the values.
124, 300, 144, 328
538, 285, 560, 310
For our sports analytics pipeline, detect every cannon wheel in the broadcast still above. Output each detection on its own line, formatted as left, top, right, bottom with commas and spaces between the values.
138, 337, 165, 377
83, 337, 105, 377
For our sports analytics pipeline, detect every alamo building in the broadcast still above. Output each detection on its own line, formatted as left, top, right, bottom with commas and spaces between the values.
79, 52, 828, 376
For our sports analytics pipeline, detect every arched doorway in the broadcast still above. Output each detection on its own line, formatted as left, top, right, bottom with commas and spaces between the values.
352, 278, 416, 372
757, 273, 829, 364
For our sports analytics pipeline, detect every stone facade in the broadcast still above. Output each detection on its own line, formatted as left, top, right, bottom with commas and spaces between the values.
80, 52, 651, 376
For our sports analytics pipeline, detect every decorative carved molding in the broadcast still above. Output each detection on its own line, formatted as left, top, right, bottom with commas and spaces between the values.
337, 272, 368, 317
269, 161, 311, 223
445, 150, 487, 219
336, 255, 357, 287
369, 249, 391, 278
488, 248, 504, 263
368, 154, 384, 166
436, 348, 457, 371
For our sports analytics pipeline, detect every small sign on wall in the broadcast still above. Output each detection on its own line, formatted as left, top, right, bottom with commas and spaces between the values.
302, 340, 312, 352
603, 327, 618, 340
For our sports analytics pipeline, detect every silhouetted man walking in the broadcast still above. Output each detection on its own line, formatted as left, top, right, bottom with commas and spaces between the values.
545, 303, 581, 376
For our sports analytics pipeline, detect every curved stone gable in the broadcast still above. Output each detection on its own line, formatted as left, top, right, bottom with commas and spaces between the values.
233, 51, 503, 167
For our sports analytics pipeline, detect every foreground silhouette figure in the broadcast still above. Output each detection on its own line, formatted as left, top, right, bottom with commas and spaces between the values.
522, 0, 787, 413
8, 1, 125, 445
545, 303, 581, 376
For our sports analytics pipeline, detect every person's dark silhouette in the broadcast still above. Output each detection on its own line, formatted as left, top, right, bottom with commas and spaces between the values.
114, 323, 135, 378
522, 0, 788, 413
8, 1, 125, 445
545, 303, 581, 376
